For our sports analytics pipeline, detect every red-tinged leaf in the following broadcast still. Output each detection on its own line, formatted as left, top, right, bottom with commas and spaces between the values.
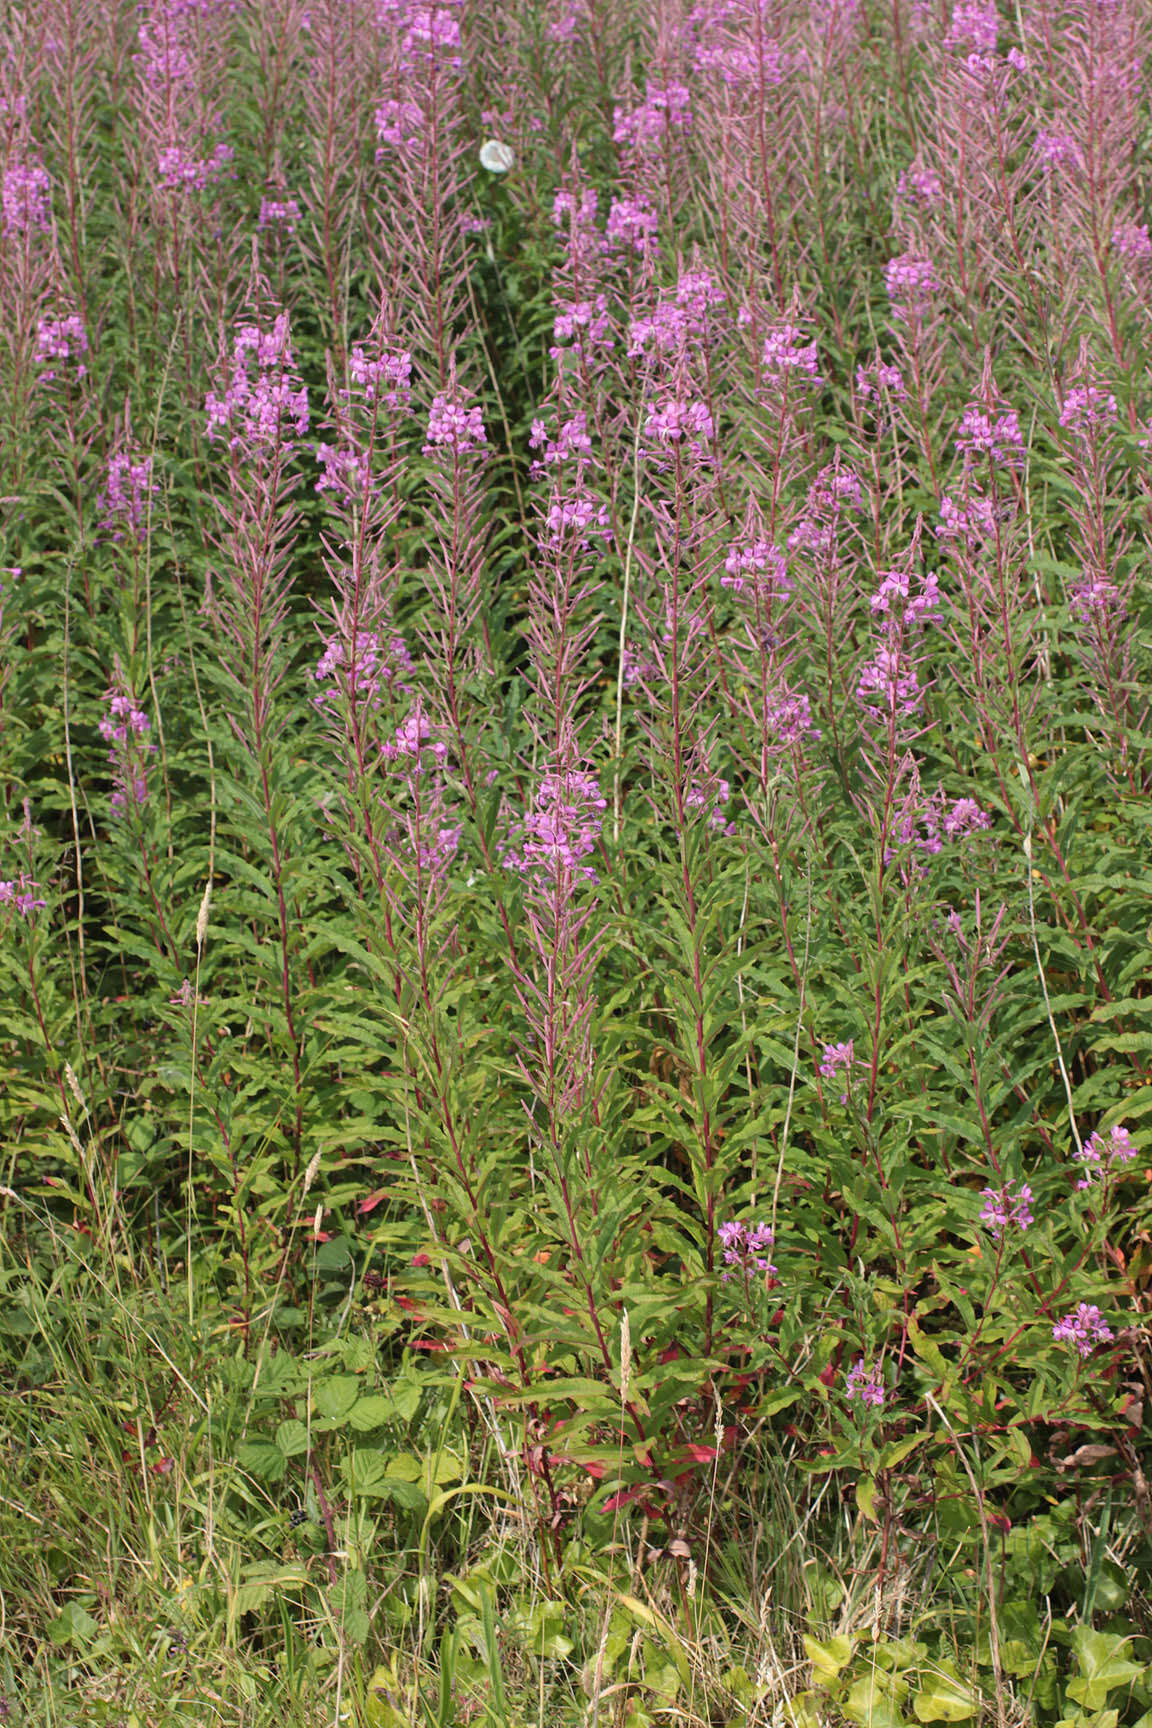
602, 1485, 651, 1512
150, 1456, 174, 1475
357, 1190, 386, 1215
551, 1455, 608, 1477
660, 1344, 681, 1365
681, 1443, 719, 1462
410, 1252, 431, 1266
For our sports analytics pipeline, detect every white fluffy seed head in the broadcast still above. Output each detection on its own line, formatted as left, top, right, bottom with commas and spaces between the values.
64, 1061, 85, 1110
620, 1309, 631, 1405
196, 879, 212, 948
480, 139, 515, 173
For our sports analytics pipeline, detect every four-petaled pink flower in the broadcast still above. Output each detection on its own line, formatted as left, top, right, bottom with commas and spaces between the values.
98, 454, 157, 541
504, 768, 607, 882
761, 321, 821, 386
846, 1358, 885, 1406
641, 396, 714, 461
2, 160, 51, 235
956, 406, 1023, 467
0, 875, 47, 918
205, 313, 309, 453
1073, 1125, 1136, 1190
99, 684, 155, 814
258, 196, 299, 233
424, 394, 487, 457
1059, 383, 1117, 435
820, 1040, 855, 1102
857, 360, 907, 403
1052, 1303, 1114, 1359
36, 314, 88, 383
718, 1219, 777, 1280
884, 254, 938, 316
979, 1179, 1033, 1239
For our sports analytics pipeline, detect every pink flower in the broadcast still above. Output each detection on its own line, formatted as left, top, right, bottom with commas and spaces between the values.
1112, 220, 1152, 262
374, 97, 425, 154
1073, 1125, 1136, 1189
721, 539, 790, 599
1059, 383, 1117, 435
956, 405, 1023, 467
979, 1179, 1033, 1239
884, 254, 938, 315
869, 567, 941, 625
761, 321, 821, 386
348, 344, 412, 411
205, 313, 309, 454
641, 396, 714, 462
718, 1219, 777, 1278
944, 0, 998, 53
894, 165, 942, 209
543, 488, 612, 549
846, 1358, 885, 1406
613, 80, 692, 151
423, 394, 487, 457
313, 631, 411, 710
99, 681, 155, 815
1034, 130, 1081, 173
529, 412, 594, 473
35, 315, 88, 383
603, 195, 659, 255
157, 141, 234, 191
820, 1039, 855, 1101
504, 769, 607, 882
2, 160, 51, 235
685, 776, 735, 832
258, 196, 300, 233
1052, 1304, 1114, 1358
0, 875, 47, 918
857, 360, 907, 403
98, 454, 157, 541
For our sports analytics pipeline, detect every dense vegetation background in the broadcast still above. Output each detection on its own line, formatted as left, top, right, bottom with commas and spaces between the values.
1, 0, 1151, 1719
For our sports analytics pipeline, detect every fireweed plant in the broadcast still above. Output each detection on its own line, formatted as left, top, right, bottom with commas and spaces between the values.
1, 0, 1152, 1709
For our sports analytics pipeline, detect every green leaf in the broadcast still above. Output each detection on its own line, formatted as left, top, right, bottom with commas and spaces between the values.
805, 1634, 856, 1686
48, 1602, 99, 1646
276, 1419, 310, 1457
236, 1439, 287, 1482
312, 1375, 362, 1421
856, 1475, 879, 1521
913, 1668, 979, 1721
843, 1672, 908, 1728
343, 1449, 391, 1497
349, 1394, 403, 1431
1067, 1630, 1146, 1710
